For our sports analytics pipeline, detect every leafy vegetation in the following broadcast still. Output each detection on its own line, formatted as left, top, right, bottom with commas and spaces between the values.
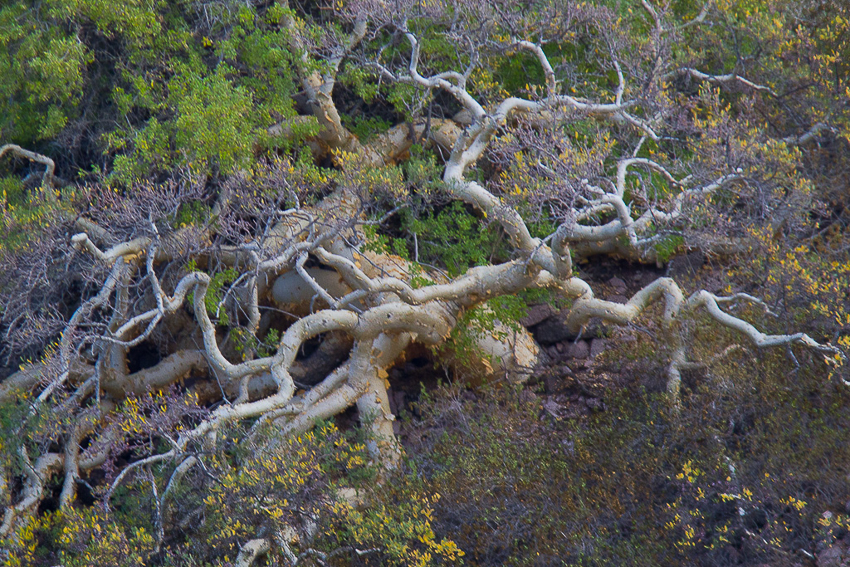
1, 0, 849, 565
400, 338, 850, 565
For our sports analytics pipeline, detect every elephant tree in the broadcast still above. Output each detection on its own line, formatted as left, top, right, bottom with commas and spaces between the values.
0, 0, 847, 562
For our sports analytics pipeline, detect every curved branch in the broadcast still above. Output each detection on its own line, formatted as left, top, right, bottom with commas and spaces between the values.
0, 452, 63, 537
782, 123, 835, 146
0, 144, 57, 188
513, 40, 557, 97
669, 67, 778, 96
280, 4, 365, 152
101, 350, 208, 398
687, 291, 842, 355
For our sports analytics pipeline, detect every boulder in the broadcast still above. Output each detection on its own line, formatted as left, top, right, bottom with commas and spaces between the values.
607, 276, 628, 294
531, 313, 574, 344
566, 340, 590, 359
590, 338, 608, 358
531, 311, 608, 344
520, 303, 557, 327
818, 545, 848, 567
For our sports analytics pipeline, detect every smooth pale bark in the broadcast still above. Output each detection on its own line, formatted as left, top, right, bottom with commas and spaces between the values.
0, 144, 57, 188
2, 9, 844, 540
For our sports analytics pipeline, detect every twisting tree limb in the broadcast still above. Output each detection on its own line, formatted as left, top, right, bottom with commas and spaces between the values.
669, 67, 778, 96
0, 144, 57, 188
1, 1, 845, 550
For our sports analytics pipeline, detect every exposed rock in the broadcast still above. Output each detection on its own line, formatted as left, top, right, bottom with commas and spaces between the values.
566, 340, 590, 359
543, 374, 557, 393
667, 250, 707, 279
607, 294, 629, 304
817, 545, 848, 567
273, 265, 351, 310
531, 312, 607, 344
530, 311, 574, 344
453, 109, 474, 125
388, 390, 406, 415
607, 276, 627, 294
590, 338, 607, 358
453, 310, 540, 383
542, 398, 564, 419
538, 364, 572, 394
520, 303, 557, 327
520, 389, 538, 404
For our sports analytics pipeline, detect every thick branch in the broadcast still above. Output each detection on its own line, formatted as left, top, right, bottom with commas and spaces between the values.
0, 144, 57, 188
